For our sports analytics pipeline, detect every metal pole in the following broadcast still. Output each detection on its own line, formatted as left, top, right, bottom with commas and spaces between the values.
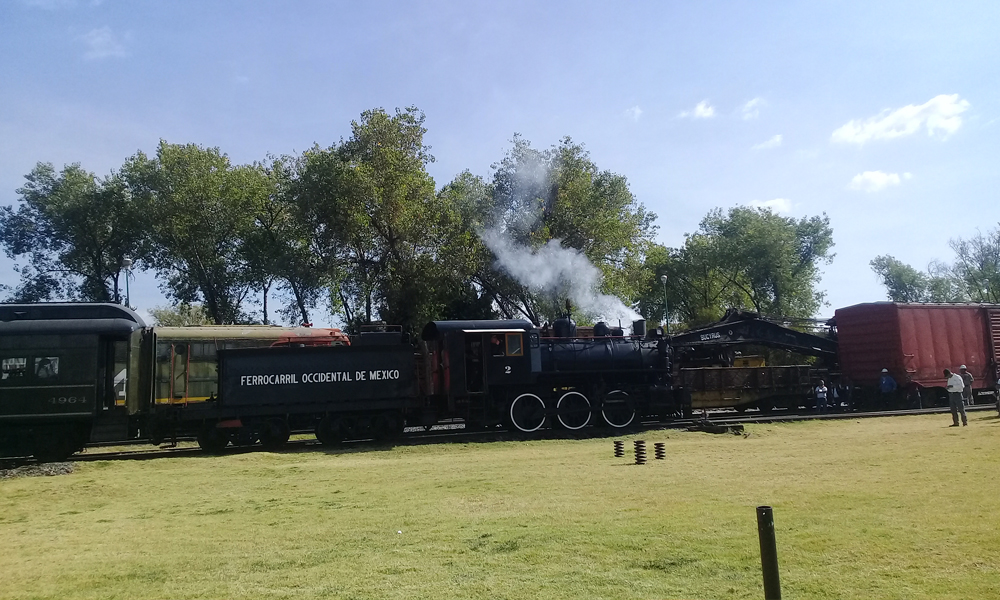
756, 505, 781, 600
660, 274, 669, 335
122, 258, 132, 309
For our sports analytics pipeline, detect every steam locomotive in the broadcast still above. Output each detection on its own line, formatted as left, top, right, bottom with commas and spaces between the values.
0, 304, 682, 460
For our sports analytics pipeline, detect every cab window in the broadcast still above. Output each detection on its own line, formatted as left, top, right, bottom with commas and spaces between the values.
490, 335, 505, 357
505, 333, 523, 357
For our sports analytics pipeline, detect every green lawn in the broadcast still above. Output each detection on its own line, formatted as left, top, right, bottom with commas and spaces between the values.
1, 412, 998, 600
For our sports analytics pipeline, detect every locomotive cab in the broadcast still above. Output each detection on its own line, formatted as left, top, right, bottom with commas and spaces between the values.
421, 320, 540, 427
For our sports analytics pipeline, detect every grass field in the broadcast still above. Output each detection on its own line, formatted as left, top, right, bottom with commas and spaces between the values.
1, 412, 998, 600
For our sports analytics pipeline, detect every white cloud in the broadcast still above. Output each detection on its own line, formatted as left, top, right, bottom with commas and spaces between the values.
748, 198, 793, 214
624, 105, 643, 122
831, 94, 970, 144
742, 97, 765, 120
752, 134, 782, 150
848, 170, 910, 192
678, 100, 715, 119
78, 26, 127, 59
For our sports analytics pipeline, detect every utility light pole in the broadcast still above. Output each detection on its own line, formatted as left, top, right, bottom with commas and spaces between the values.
122, 258, 132, 309
660, 274, 669, 335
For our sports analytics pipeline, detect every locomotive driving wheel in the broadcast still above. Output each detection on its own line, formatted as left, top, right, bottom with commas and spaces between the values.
508, 393, 546, 432
600, 390, 636, 428
556, 391, 592, 430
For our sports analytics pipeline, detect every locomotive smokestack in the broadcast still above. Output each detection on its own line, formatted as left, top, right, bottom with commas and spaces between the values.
565, 299, 572, 318
632, 319, 646, 338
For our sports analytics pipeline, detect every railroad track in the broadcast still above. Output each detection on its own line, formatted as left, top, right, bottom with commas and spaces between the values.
2, 403, 993, 467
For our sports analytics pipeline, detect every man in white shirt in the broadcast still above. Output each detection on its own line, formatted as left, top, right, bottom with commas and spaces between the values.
944, 368, 968, 427
815, 379, 829, 414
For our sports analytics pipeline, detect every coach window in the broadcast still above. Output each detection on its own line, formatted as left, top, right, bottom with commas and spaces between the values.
1, 357, 27, 380
35, 357, 59, 379
505, 333, 523, 357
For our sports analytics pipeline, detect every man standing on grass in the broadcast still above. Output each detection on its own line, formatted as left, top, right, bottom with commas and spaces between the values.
959, 365, 974, 406
944, 368, 968, 427
815, 379, 829, 414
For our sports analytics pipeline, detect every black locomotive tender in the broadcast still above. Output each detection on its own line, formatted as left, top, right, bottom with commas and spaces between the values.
1, 304, 683, 460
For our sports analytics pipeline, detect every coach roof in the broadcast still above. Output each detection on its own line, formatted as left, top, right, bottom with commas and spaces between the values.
421, 320, 535, 341
0, 303, 146, 336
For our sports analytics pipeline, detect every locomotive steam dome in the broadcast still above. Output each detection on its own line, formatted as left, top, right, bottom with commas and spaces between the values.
552, 316, 577, 338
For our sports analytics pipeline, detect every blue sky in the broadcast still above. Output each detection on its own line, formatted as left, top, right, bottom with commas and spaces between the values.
1, 0, 998, 324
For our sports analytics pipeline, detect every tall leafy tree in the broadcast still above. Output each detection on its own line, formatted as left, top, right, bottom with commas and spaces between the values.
699, 207, 833, 318
868, 226, 1000, 304
431, 171, 498, 320
127, 142, 265, 324
870, 255, 933, 302
454, 135, 656, 324
640, 207, 834, 328
949, 228, 1000, 302
148, 303, 213, 326
288, 107, 442, 333
242, 156, 328, 325
0, 162, 148, 302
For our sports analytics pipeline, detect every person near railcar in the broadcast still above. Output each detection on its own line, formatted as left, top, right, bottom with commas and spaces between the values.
959, 365, 974, 406
814, 379, 829, 414
944, 368, 968, 427
878, 368, 897, 410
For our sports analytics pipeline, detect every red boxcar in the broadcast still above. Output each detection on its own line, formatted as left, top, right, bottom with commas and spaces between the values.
834, 303, 1000, 399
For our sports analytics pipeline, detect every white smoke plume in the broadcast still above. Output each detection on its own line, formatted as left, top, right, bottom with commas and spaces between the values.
481, 228, 642, 326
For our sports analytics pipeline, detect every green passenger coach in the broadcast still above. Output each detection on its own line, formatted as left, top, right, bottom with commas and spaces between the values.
0, 303, 150, 460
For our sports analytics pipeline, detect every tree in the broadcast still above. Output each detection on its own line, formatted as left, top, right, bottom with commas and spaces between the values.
868, 226, 1000, 304
458, 135, 656, 324
286, 107, 443, 333
0, 162, 149, 303
639, 207, 834, 329
149, 303, 213, 326
698, 207, 833, 318
127, 142, 264, 324
870, 255, 930, 302
241, 156, 328, 326
949, 228, 1000, 302
431, 171, 498, 320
